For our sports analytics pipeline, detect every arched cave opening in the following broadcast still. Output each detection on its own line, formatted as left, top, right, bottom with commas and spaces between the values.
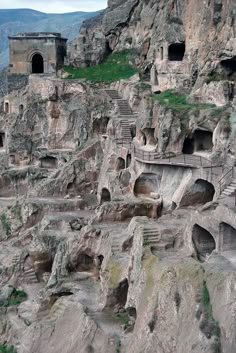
220, 222, 236, 251
32, 53, 44, 74
192, 224, 216, 261
116, 157, 126, 171
160, 46, 164, 60
134, 173, 159, 197
168, 42, 185, 61
19, 104, 24, 115
101, 188, 111, 203
40, 156, 58, 169
4, 102, 9, 114
180, 179, 215, 207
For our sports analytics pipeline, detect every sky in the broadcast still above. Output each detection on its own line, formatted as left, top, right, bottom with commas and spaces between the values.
0, 0, 107, 13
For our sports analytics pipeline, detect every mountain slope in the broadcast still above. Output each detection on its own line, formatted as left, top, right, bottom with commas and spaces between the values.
0, 9, 103, 69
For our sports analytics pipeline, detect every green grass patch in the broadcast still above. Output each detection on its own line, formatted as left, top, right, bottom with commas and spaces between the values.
151, 90, 216, 114
1, 289, 27, 307
64, 49, 138, 82
0, 213, 11, 236
0, 344, 17, 353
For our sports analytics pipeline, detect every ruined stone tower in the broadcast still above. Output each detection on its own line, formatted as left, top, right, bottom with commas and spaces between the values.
8, 32, 67, 74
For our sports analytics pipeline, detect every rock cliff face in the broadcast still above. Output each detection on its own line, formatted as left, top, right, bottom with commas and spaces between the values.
71, 0, 236, 102
0, 1, 235, 353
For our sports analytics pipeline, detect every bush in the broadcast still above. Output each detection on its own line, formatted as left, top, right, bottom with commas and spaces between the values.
64, 49, 138, 83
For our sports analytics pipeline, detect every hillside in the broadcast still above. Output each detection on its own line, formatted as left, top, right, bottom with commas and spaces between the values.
0, 9, 103, 69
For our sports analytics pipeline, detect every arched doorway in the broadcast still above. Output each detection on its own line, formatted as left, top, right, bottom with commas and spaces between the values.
32, 53, 44, 73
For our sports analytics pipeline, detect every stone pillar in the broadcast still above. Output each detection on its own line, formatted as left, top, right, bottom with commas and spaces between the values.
150, 65, 158, 85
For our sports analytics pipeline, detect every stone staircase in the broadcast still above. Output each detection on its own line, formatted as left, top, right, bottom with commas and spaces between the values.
22, 266, 38, 284
12, 254, 24, 271
104, 89, 138, 120
119, 120, 133, 142
117, 100, 134, 116
219, 179, 236, 198
105, 89, 121, 100
142, 225, 161, 248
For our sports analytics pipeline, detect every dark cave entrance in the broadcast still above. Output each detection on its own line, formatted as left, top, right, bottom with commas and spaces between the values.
193, 130, 213, 152
168, 42, 185, 61
182, 130, 213, 154
32, 53, 44, 74
40, 156, 58, 169
220, 222, 236, 251
19, 104, 24, 115
182, 137, 194, 154
4, 102, 9, 113
192, 224, 216, 261
116, 157, 126, 171
0, 133, 5, 148
101, 188, 111, 203
220, 57, 236, 79
116, 278, 129, 307
126, 154, 132, 168
134, 173, 159, 197
180, 179, 215, 207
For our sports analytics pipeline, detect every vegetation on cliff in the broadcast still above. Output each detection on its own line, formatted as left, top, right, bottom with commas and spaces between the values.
64, 50, 138, 82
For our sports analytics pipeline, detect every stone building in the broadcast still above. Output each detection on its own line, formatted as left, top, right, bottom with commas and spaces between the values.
8, 32, 67, 74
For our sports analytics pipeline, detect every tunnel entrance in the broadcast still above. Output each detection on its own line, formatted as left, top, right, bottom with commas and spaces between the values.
40, 156, 57, 169
192, 224, 216, 261
101, 188, 111, 203
168, 42, 185, 61
32, 53, 44, 74
220, 222, 236, 251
